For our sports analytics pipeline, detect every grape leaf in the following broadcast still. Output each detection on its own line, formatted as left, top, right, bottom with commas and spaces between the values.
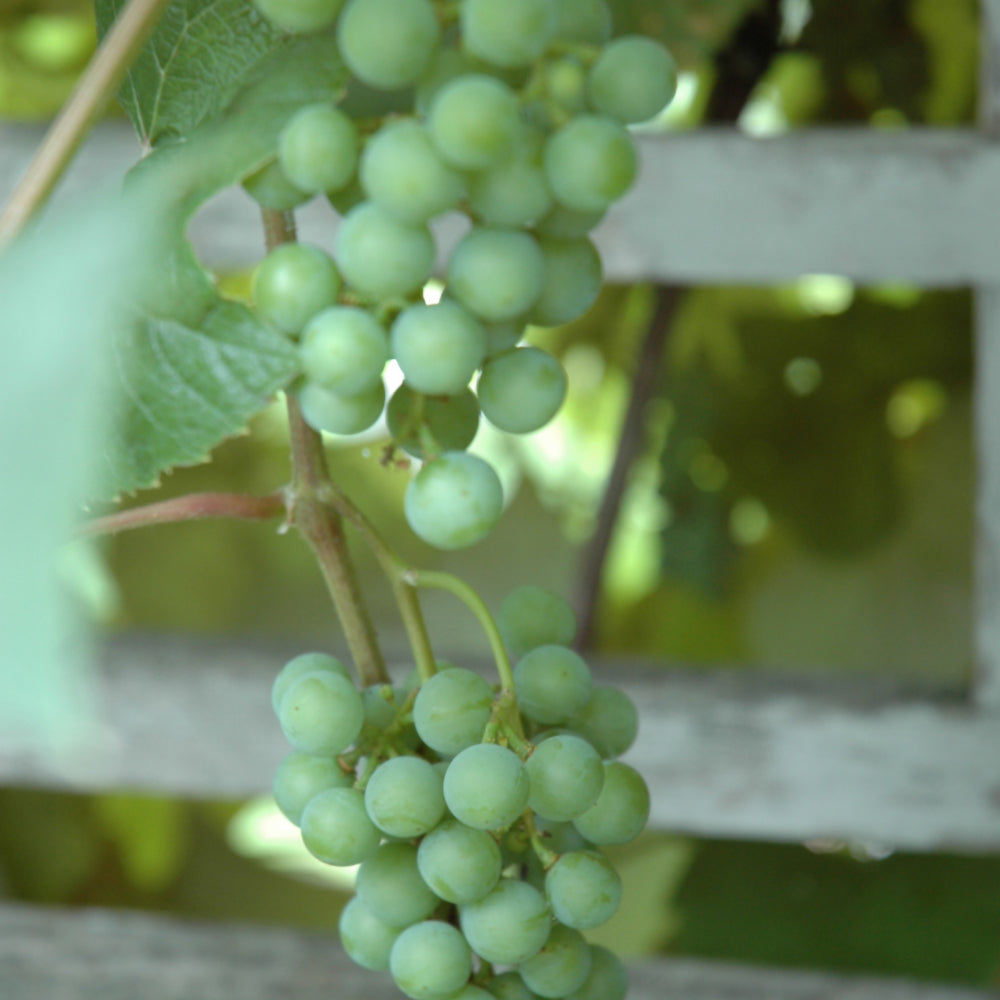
95, 0, 284, 147
99, 33, 347, 497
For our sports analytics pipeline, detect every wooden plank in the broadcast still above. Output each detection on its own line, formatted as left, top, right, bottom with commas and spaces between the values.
1, 903, 995, 1000
0, 635, 998, 852
4, 123, 1000, 284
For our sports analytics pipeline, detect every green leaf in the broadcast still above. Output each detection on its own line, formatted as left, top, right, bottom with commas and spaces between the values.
95, 0, 284, 147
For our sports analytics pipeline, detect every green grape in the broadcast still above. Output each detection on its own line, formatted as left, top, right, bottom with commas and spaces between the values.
513, 645, 592, 725
498, 585, 576, 659
535, 204, 605, 238
277, 670, 365, 756
453, 987, 494, 1000
364, 755, 446, 837
328, 172, 366, 216
567, 686, 638, 758
253, 243, 340, 337
405, 452, 503, 550
552, 0, 611, 43
413, 667, 494, 756
477, 347, 567, 434
458, 879, 551, 964
565, 945, 627, 1000
444, 743, 530, 830
390, 301, 486, 395
271, 651, 350, 716
572, 761, 650, 846
428, 75, 521, 170
587, 36, 678, 124
334, 201, 435, 299
447, 228, 545, 322
389, 920, 472, 1000
360, 119, 464, 222
272, 752, 353, 826
417, 817, 503, 903
488, 971, 541, 1000
483, 319, 525, 358
297, 379, 385, 436
387, 384, 480, 459
356, 842, 439, 927
544, 57, 587, 114
278, 104, 359, 194
544, 850, 622, 930
466, 148, 553, 228
337, 0, 440, 90
300, 306, 388, 395
544, 115, 637, 212
531, 237, 602, 327
361, 683, 399, 729
252, 0, 345, 33
242, 159, 310, 210
416, 47, 479, 116
461, 0, 555, 68
338, 895, 401, 971
532, 815, 589, 854
300, 787, 380, 865
525, 734, 604, 822
519, 924, 591, 999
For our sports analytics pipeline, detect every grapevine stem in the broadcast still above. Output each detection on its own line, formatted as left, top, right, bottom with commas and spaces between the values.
0, 0, 174, 247
79, 491, 286, 537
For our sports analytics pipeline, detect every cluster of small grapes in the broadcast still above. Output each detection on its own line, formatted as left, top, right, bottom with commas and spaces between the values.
247, 0, 676, 550
270, 585, 649, 1000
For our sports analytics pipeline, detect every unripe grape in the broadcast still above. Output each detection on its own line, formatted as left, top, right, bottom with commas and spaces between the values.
572, 761, 650, 846
253, 243, 340, 336
428, 75, 521, 170
300, 786, 380, 865
587, 36, 678, 124
364, 755, 446, 837
525, 733, 604, 822
413, 666, 494, 755
387, 384, 480, 459
390, 921, 472, 1000
242, 160, 310, 211
498, 585, 577, 658
519, 923, 592, 998
461, 0, 556, 68
478, 347, 567, 434
544, 115, 637, 212
564, 944, 627, 1000
277, 669, 364, 755
339, 896, 400, 971
272, 651, 350, 716
444, 743, 529, 830
514, 644, 592, 724
447, 228, 545, 322
252, 0, 345, 34
278, 104, 358, 194
272, 752, 352, 826
458, 879, 551, 964
552, 0, 611, 44
298, 379, 386, 436
545, 850, 622, 929
531, 237, 602, 327
391, 301, 486, 395
300, 306, 388, 395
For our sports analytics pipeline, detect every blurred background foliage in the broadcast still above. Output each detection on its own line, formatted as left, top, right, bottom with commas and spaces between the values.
2, 0, 998, 990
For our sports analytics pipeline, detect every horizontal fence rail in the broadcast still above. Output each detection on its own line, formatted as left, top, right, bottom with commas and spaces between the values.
0, 635, 997, 852
2, 903, 997, 1000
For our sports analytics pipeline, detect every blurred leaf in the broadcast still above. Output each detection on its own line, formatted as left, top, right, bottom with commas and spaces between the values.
909, 0, 978, 125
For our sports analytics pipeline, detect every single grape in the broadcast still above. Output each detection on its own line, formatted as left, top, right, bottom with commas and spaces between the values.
417, 817, 503, 903
389, 920, 472, 1000
544, 57, 587, 113
334, 201, 435, 299
544, 115, 637, 213
300, 786, 380, 865
252, 0, 345, 34
272, 752, 353, 826
565, 945, 627, 1000
404, 452, 504, 550
338, 895, 401, 971
242, 159, 310, 211
567, 686, 639, 758
360, 119, 464, 222
413, 667, 494, 756
361, 683, 400, 729
416, 47, 479, 116
277, 669, 365, 756
390, 301, 487, 395
364, 755, 446, 837
530, 237, 602, 327
498, 585, 576, 659
535, 204, 605, 238
532, 815, 589, 855
519, 924, 591, 999
483, 319, 525, 358
337, 0, 439, 90
466, 147, 553, 228
461, 0, 555, 67
444, 743, 529, 831
387, 384, 480, 459
328, 172, 366, 216
545, 850, 621, 929
300, 306, 388, 395
272, 651, 350, 716
447, 228, 545, 322
587, 36, 678, 124
253, 243, 340, 336
525, 733, 604, 822
488, 971, 541, 1000
458, 879, 551, 964
297, 379, 386, 436
428, 75, 521, 170
552, 0, 611, 43
513, 645, 592, 725
452, 987, 494, 1000
278, 104, 359, 194
478, 347, 567, 434
356, 842, 439, 927
572, 761, 650, 846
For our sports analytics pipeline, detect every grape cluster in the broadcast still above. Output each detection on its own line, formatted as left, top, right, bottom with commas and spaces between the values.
248, 0, 676, 551
270, 586, 648, 1000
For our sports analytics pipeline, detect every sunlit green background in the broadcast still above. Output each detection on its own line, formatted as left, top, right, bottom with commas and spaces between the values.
2, 0, 997, 989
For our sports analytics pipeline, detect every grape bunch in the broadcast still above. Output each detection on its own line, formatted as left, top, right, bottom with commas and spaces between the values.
270, 585, 648, 1000
247, 0, 677, 551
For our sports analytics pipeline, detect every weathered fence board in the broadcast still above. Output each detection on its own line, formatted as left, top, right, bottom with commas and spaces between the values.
1, 903, 995, 1000
0, 635, 997, 852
